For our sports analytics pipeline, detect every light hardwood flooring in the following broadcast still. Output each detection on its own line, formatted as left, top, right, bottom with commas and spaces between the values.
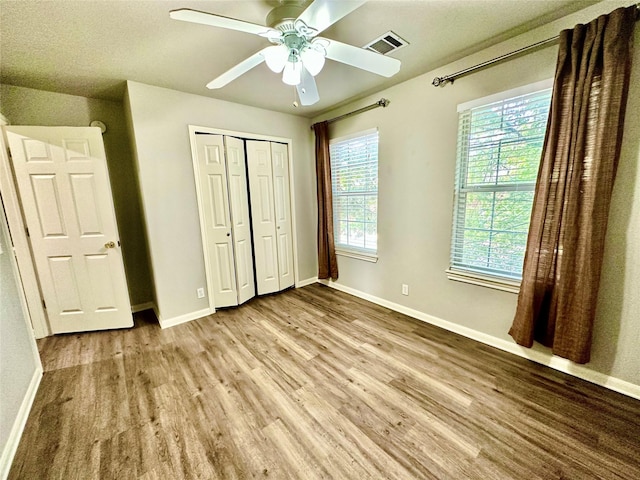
9, 284, 640, 479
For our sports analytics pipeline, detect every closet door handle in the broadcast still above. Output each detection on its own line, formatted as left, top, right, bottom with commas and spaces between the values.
226, 232, 231, 237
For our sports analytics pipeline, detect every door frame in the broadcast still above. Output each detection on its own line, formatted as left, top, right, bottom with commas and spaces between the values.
188, 125, 300, 313
0, 129, 50, 338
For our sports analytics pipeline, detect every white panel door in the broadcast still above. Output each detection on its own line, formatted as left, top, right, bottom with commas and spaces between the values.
270, 142, 294, 290
246, 140, 279, 295
194, 133, 238, 308
6, 126, 132, 333
224, 136, 255, 305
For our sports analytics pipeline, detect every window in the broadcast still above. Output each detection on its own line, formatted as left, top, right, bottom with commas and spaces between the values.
330, 129, 379, 260
449, 81, 552, 289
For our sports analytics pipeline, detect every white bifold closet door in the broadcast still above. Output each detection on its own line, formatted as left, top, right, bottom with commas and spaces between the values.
246, 140, 295, 295
194, 134, 255, 308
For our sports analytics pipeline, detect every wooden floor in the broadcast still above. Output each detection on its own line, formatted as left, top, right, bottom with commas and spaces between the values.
9, 284, 640, 479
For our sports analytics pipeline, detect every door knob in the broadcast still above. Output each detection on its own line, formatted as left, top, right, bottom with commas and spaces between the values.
226, 232, 231, 237
105, 241, 116, 249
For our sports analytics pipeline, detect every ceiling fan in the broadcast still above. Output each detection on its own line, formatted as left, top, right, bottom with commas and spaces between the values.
170, 0, 401, 106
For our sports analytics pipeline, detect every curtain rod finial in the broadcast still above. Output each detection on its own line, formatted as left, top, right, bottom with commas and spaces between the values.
432, 76, 453, 87
378, 98, 390, 107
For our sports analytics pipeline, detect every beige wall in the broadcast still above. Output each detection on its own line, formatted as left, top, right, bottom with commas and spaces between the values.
313, 1, 640, 386
0, 84, 154, 308
125, 81, 316, 322
0, 190, 41, 475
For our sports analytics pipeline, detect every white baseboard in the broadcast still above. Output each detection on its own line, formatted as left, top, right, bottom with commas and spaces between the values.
131, 301, 155, 313
158, 307, 212, 329
318, 279, 640, 401
0, 366, 42, 479
296, 276, 318, 288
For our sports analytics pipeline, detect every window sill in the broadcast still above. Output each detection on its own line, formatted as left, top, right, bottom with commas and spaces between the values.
336, 249, 378, 263
446, 268, 520, 294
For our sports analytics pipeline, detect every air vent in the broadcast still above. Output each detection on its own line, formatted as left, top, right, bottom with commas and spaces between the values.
364, 31, 408, 55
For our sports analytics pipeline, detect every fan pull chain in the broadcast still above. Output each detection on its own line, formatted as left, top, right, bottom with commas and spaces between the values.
292, 85, 299, 108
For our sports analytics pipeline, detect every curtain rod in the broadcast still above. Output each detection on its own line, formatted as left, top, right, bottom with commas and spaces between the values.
311, 98, 390, 129
432, 3, 640, 87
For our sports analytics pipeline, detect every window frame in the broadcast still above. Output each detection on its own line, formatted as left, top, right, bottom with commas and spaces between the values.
330, 128, 379, 262
448, 79, 553, 292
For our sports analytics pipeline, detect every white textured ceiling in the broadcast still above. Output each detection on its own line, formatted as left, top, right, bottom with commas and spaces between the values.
1, 0, 598, 117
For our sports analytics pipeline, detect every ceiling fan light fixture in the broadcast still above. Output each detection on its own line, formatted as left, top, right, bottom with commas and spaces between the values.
300, 46, 325, 76
263, 44, 289, 73
170, 1, 400, 105
282, 59, 302, 86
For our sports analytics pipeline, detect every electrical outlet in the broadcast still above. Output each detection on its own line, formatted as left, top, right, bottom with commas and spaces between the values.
402, 284, 409, 296
197, 287, 205, 299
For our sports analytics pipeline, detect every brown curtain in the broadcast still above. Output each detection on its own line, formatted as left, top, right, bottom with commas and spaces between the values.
313, 121, 338, 279
509, 6, 636, 364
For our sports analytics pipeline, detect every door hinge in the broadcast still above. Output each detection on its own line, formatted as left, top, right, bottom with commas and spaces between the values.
25, 227, 30, 237
42, 299, 46, 310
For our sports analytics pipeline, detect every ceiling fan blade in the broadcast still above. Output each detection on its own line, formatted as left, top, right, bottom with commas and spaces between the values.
170, 8, 280, 38
324, 39, 401, 77
207, 49, 268, 89
296, 0, 366, 36
296, 67, 320, 106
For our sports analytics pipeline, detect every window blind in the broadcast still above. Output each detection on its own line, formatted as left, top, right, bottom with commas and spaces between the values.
330, 130, 379, 253
451, 88, 552, 279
